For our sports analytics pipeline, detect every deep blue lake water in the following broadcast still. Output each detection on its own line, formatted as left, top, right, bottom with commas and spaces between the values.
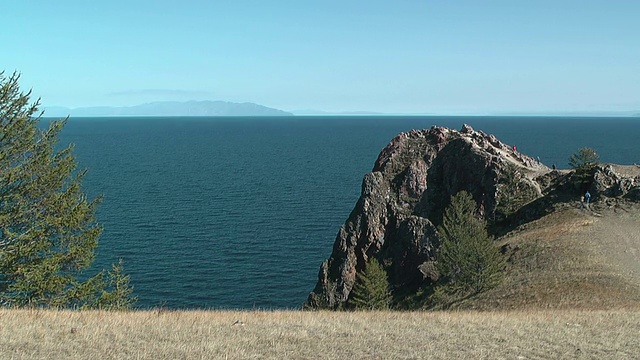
55, 116, 640, 309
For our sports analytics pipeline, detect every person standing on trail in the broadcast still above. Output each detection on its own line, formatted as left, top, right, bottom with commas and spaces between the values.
585, 191, 591, 205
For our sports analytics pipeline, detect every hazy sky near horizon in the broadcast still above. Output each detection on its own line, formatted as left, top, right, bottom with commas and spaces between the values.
3, 1, 639, 114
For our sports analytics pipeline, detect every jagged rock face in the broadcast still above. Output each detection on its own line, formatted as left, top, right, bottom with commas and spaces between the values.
304, 125, 548, 309
592, 164, 640, 200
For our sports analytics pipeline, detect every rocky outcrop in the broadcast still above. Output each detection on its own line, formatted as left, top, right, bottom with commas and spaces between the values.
304, 124, 550, 309
592, 164, 640, 200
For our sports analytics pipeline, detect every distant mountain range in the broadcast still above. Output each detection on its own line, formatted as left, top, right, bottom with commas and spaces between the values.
44, 101, 293, 117
43, 101, 640, 118
290, 109, 386, 115
291, 110, 640, 117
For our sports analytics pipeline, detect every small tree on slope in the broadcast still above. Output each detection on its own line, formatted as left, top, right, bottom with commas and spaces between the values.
0, 72, 135, 309
569, 147, 599, 192
569, 147, 599, 171
349, 257, 392, 310
434, 191, 505, 306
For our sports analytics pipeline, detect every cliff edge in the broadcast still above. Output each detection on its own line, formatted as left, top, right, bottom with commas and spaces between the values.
305, 124, 640, 310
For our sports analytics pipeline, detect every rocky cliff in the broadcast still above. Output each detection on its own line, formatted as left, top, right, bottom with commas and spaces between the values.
304, 124, 640, 309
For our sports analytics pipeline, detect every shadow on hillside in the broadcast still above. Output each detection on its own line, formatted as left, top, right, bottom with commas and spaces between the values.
490, 184, 580, 238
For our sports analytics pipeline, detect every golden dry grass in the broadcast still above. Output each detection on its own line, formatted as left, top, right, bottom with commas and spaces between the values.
1, 308, 639, 359
466, 205, 640, 310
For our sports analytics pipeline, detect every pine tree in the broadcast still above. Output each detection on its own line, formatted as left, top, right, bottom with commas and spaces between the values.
0, 71, 134, 309
436, 191, 505, 301
569, 147, 599, 191
93, 260, 137, 310
568, 147, 599, 171
349, 257, 392, 310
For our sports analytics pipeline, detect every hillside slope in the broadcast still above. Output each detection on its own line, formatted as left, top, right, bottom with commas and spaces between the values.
464, 203, 640, 310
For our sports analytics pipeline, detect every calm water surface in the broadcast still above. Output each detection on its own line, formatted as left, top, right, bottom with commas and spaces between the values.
56, 116, 640, 308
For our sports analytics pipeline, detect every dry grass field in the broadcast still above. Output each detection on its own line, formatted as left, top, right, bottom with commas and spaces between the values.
1, 308, 639, 359
2, 202, 639, 359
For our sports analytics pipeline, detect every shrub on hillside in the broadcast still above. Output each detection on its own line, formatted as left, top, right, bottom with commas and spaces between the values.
432, 191, 505, 308
569, 147, 599, 171
349, 258, 392, 310
569, 147, 599, 193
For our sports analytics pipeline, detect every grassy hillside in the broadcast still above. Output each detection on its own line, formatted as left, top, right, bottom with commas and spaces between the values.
464, 202, 640, 310
1, 308, 639, 359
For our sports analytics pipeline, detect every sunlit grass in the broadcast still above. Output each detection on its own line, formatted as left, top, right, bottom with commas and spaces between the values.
1, 308, 639, 359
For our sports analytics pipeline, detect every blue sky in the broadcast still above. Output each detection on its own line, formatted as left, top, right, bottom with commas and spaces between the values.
3, 1, 639, 114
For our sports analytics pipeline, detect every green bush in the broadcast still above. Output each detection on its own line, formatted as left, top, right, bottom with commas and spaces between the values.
349, 258, 392, 310
434, 191, 505, 307
569, 147, 599, 192
569, 147, 599, 171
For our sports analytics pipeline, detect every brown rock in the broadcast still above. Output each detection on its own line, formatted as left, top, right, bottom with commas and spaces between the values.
304, 124, 549, 309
